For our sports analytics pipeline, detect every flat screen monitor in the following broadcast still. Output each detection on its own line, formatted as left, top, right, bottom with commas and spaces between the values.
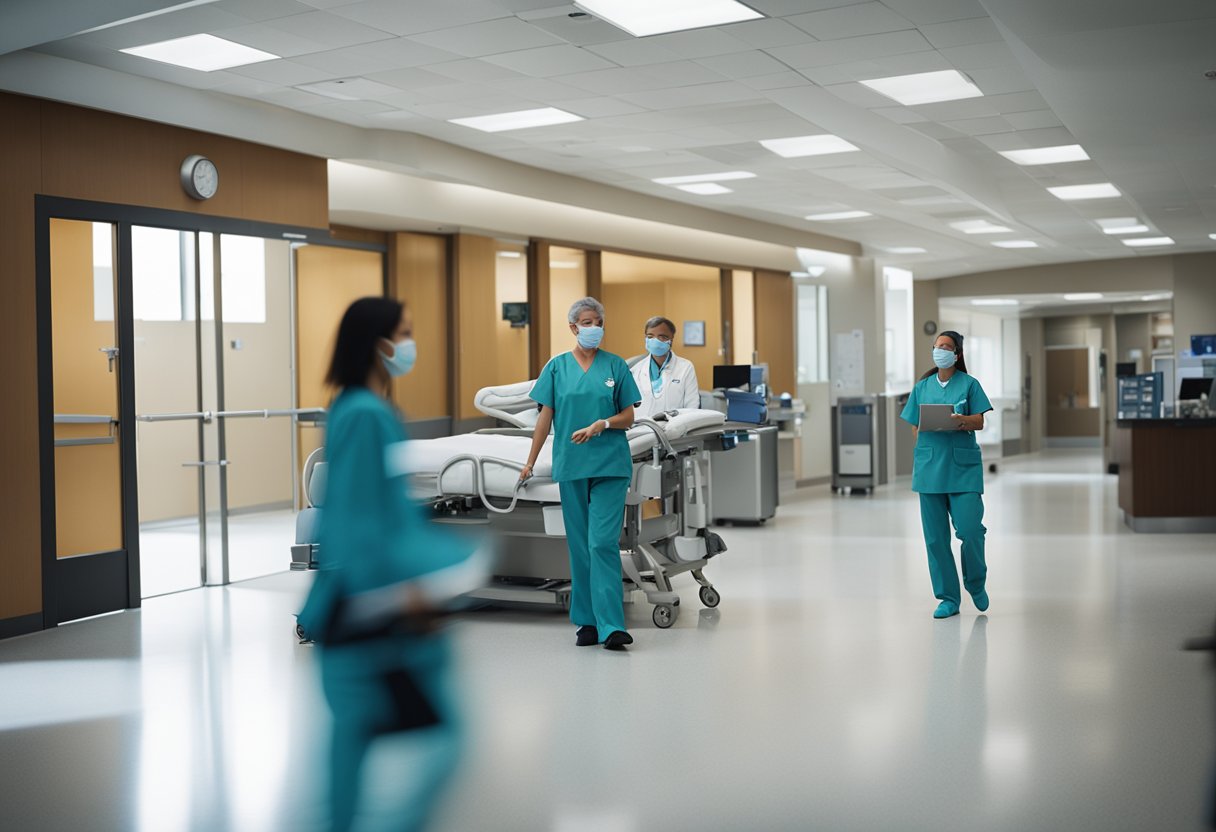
1192, 334, 1216, 356
713, 364, 752, 390
501, 302, 529, 328
1115, 362, 1137, 377
1178, 377, 1214, 400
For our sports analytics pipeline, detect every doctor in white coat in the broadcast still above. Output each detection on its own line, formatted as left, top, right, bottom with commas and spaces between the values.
630, 316, 700, 419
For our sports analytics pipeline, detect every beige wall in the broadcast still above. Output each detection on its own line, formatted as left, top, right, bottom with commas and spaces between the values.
913, 278, 941, 362
390, 232, 449, 420
495, 244, 530, 384
754, 269, 796, 395
731, 269, 755, 366
548, 248, 588, 362
453, 234, 500, 422
1172, 254, 1216, 359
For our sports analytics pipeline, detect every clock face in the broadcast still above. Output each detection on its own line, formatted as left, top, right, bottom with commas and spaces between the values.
192, 159, 218, 199
923, 320, 938, 336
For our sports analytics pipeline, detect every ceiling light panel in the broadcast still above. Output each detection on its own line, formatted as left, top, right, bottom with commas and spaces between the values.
759, 134, 860, 158
859, 70, 983, 106
992, 240, 1038, 248
1047, 183, 1121, 200
1122, 237, 1174, 247
971, 299, 1019, 306
950, 219, 1013, 234
574, 0, 763, 38
121, 34, 280, 72
1063, 293, 1103, 301
1103, 225, 1149, 235
805, 210, 872, 221
448, 107, 584, 132
998, 144, 1089, 165
884, 246, 927, 254
678, 183, 732, 195
652, 171, 756, 185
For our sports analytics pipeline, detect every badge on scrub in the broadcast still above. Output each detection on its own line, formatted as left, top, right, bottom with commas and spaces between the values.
605, 378, 615, 388
953, 400, 967, 415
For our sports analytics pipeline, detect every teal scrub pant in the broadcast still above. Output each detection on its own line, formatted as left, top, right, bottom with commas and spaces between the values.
918, 492, 987, 606
558, 476, 630, 642
320, 637, 461, 832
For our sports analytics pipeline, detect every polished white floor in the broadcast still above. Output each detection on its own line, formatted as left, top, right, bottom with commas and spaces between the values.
1, 450, 1213, 831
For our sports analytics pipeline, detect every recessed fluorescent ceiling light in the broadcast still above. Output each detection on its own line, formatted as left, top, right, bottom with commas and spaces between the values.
678, 183, 732, 195
575, 0, 763, 37
550, 260, 581, 269
1209, 233, 1216, 240
884, 246, 928, 254
497, 251, 522, 258
992, 240, 1038, 248
1141, 293, 1171, 301
859, 70, 983, 106
1097, 217, 1150, 234
805, 210, 871, 221
1047, 183, 1121, 200
449, 107, 583, 132
998, 144, 1089, 165
1063, 293, 1103, 301
950, 219, 1013, 234
759, 134, 859, 158
121, 34, 280, 71
1122, 236, 1175, 247
972, 298, 1019, 306
652, 171, 755, 185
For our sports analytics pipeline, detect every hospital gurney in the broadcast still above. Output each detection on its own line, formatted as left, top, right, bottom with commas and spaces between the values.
294, 381, 737, 628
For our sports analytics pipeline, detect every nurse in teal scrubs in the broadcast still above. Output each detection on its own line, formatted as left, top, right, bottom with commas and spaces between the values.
298, 297, 468, 832
900, 330, 993, 619
521, 297, 642, 650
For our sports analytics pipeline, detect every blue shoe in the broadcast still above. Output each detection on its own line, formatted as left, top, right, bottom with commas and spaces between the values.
971, 590, 989, 612
933, 601, 960, 619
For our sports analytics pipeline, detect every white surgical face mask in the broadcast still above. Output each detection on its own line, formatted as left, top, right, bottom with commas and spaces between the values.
381, 338, 417, 377
576, 325, 604, 349
932, 347, 957, 369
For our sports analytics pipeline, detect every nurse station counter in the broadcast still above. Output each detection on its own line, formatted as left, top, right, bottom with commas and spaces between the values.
1115, 417, 1216, 533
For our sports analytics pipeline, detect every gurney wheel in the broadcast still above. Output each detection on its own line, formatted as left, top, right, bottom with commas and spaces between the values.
295, 622, 307, 640
652, 604, 676, 629
699, 586, 720, 608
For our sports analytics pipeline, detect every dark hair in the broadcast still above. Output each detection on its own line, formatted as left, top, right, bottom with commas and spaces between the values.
919, 329, 969, 379
326, 297, 404, 390
644, 315, 676, 336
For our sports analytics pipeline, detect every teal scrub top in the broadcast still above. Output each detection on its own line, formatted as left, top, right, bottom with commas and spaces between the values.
531, 350, 642, 482
900, 371, 993, 494
298, 387, 475, 635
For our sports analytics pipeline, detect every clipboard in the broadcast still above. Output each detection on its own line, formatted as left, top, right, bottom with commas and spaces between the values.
918, 404, 958, 431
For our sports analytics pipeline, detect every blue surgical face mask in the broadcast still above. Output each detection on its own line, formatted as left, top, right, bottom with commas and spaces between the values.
576, 325, 604, 349
932, 347, 957, 369
381, 338, 417, 377
645, 337, 671, 357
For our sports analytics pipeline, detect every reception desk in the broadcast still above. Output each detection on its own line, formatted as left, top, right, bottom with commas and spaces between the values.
1115, 419, 1216, 532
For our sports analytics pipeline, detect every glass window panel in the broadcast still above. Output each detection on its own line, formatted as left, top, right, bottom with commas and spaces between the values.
131, 226, 184, 322
220, 234, 267, 324
92, 222, 114, 322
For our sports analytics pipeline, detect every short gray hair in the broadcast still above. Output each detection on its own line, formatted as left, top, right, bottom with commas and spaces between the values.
567, 296, 605, 324
643, 316, 676, 336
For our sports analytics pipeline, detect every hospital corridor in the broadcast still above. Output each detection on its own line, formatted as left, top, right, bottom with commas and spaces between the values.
1, 1, 1215, 831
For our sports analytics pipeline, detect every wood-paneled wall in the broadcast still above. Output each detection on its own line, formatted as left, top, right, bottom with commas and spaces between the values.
0, 91, 329, 627
390, 232, 449, 420
754, 269, 796, 394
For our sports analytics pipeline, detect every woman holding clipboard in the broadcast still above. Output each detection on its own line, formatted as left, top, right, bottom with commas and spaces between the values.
899, 330, 993, 619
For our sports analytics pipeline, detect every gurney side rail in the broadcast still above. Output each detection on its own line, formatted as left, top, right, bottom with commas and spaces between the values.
436, 454, 527, 515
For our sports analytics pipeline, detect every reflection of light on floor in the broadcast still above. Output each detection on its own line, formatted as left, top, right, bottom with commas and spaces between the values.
227, 644, 290, 831
983, 727, 1030, 776
552, 808, 637, 832
0, 660, 141, 731
138, 658, 193, 832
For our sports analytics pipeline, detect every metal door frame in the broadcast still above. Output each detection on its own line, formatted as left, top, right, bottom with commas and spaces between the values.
35, 195, 385, 627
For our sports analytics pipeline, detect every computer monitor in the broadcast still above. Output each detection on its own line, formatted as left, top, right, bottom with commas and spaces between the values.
1115, 361, 1137, 377
501, 302, 529, 328
1178, 377, 1214, 400
1192, 334, 1216, 356
713, 364, 752, 390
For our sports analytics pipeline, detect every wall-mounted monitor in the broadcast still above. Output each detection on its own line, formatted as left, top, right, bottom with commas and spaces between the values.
1191, 334, 1216, 356
1115, 361, 1137, 377
502, 302, 529, 328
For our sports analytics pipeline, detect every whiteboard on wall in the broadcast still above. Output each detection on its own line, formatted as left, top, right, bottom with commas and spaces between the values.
831, 329, 865, 403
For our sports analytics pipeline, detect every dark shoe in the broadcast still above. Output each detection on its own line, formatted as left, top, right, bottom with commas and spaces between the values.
576, 626, 598, 647
603, 630, 633, 651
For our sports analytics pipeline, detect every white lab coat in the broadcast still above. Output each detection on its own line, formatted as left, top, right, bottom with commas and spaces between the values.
631, 353, 700, 419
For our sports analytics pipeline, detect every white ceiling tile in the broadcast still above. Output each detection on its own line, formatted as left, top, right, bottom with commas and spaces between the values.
488, 77, 598, 101
695, 50, 789, 79
879, 0, 988, 26
939, 40, 1020, 70
548, 96, 649, 118
787, 3, 915, 40
1005, 110, 1065, 130
260, 10, 395, 48
291, 44, 409, 75
586, 29, 753, 67
227, 58, 344, 85
420, 58, 529, 83
974, 127, 1077, 152
483, 45, 616, 77
766, 29, 933, 68
562, 62, 725, 94
739, 71, 814, 90
940, 115, 1015, 136
986, 91, 1050, 114
361, 65, 459, 89
523, 14, 634, 46
745, 0, 871, 14
825, 81, 903, 108
966, 65, 1035, 95
909, 122, 967, 140
297, 76, 408, 100
872, 106, 929, 123
210, 0, 319, 23
209, 21, 327, 57
412, 96, 542, 120
69, 6, 253, 50
796, 49, 953, 85
315, 36, 462, 69
326, 0, 509, 36
722, 18, 818, 49
408, 81, 511, 102
910, 97, 998, 120
918, 16, 1001, 48
617, 82, 764, 111
250, 86, 335, 107
408, 18, 564, 58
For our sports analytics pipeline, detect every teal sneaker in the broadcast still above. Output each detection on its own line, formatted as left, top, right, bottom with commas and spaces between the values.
933, 601, 960, 619
971, 590, 989, 612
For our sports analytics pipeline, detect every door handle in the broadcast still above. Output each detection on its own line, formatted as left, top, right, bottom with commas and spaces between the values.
181, 460, 230, 467
100, 346, 119, 373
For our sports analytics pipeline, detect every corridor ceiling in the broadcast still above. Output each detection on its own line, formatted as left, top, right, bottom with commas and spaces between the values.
2, 0, 1214, 279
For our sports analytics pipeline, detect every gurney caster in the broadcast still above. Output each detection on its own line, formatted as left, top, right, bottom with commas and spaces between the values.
652, 600, 679, 629
699, 586, 720, 608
